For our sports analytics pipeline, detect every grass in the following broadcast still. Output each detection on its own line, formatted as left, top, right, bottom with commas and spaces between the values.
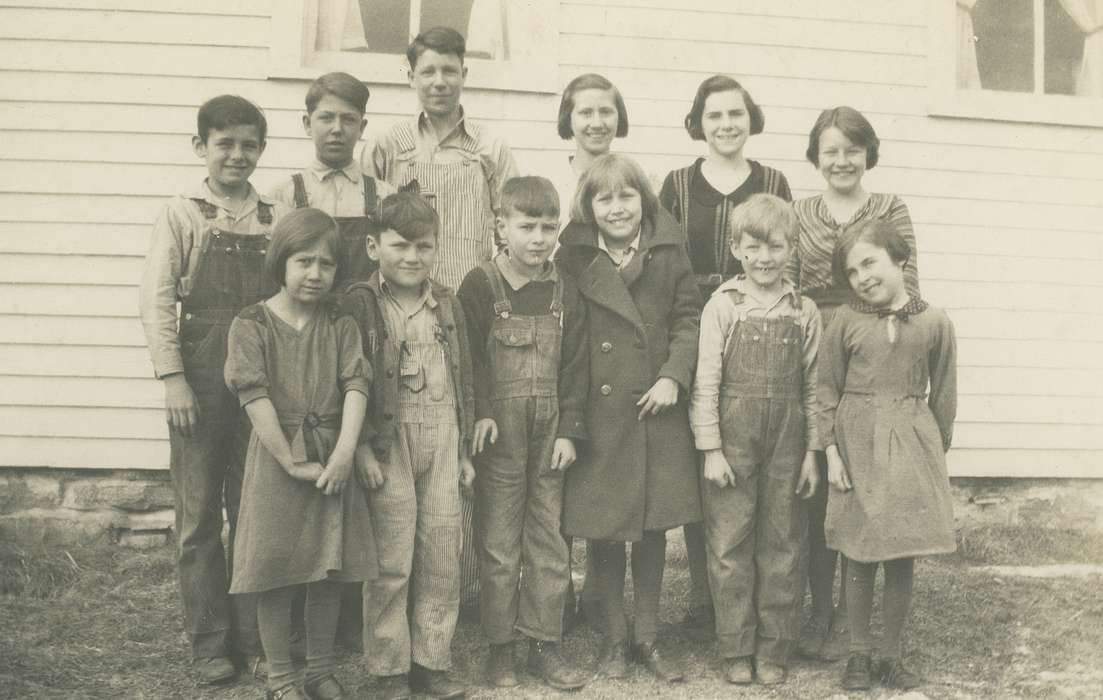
1, 525, 1102, 699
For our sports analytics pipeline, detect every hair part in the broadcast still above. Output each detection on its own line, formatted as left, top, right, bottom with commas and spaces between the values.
305, 72, 370, 114
197, 94, 267, 144
832, 218, 911, 288
806, 105, 880, 168
265, 207, 340, 288
407, 26, 465, 68
374, 192, 440, 242
572, 153, 659, 227
684, 75, 765, 141
500, 176, 560, 219
728, 193, 798, 247
557, 73, 629, 140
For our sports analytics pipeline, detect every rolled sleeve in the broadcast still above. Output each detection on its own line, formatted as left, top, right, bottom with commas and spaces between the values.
138, 202, 188, 378
336, 316, 371, 398
689, 295, 731, 451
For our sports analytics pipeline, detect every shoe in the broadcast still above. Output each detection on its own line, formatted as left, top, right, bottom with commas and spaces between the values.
841, 653, 873, 690
409, 663, 466, 699
195, 656, 236, 685
303, 673, 346, 700
821, 608, 850, 661
724, 656, 753, 685
595, 638, 629, 679
242, 655, 268, 681
486, 642, 518, 688
681, 604, 715, 627
631, 641, 684, 683
877, 657, 922, 689
797, 613, 831, 659
374, 674, 412, 700
266, 683, 308, 700
755, 659, 786, 685
527, 639, 588, 690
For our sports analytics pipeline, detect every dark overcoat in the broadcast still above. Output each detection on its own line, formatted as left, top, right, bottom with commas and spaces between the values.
556, 210, 703, 542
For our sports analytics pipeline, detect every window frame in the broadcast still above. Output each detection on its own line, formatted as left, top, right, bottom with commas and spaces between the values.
926, 0, 1103, 128
269, 0, 560, 93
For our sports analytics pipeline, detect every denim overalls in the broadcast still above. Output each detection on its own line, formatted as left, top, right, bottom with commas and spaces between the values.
171, 198, 275, 659
291, 172, 378, 289
474, 261, 571, 644
702, 289, 807, 665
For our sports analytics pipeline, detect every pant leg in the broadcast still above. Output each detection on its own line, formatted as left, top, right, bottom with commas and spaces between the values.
880, 557, 915, 659
580, 540, 601, 604
363, 427, 419, 676
683, 520, 711, 613
630, 530, 666, 645
806, 452, 838, 620
410, 422, 463, 671
590, 540, 628, 642
222, 408, 260, 656
701, 470, 758, 659
459, 492, 480, 607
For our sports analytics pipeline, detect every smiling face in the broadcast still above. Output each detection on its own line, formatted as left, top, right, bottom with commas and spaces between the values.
499, 209, 559, 275
409, 49, 467, 120
591, 186, 642, 246
367, 229, 437, 293
193, 124, 264, 198
732, 229, 791, 292
844, 239, 907, 308
304, 93, 366, 169
817, 126, 868, 196
283, 238, 337, 306
701, 89, 751, 159
570, 88, 619, 157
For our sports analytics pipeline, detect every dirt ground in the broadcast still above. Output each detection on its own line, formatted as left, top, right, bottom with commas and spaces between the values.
2, 524, 1102, 699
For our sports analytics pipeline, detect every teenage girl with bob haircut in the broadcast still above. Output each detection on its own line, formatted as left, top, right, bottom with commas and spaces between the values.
791, 105, 921, 662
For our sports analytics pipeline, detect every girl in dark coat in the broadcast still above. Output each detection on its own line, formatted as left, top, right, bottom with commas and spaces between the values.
556, 153, 703, 683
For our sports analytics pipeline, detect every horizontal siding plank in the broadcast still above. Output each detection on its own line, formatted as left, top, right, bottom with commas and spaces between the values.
0, 345, 151, 378
956, 395, 1103, 426
0, 315, 145, 347
0, 40, 267, 78
0, 284, 136, 317
958, 367, 1103, 398
0, 7, 266, 46
0, 222, 149, 256
919, 225, 1103, 262
3, 1, 268, 16
0, 375, 161, 408
0, 253, 141, 285
957, 338, 1103, 370
954, 422, 1103, 450
0, 436, 166, 470
574, 0, 925, 26
947, 449, 1101, 478
944, 310, 1103, 343
0, 405, 164, 439
0, 193, 163, 226
921, 254, 1103, 289
923, 280, 1102, 315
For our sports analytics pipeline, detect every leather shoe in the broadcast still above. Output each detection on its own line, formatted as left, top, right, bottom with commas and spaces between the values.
842, 653, 873, 690
724, 656, 753, 685
486, 642, 519, 688
632, 641, 684, 683
304, 673, 346, 700
595, 638, 629, 679
755, 659, 786, 685
527, 639, 587, 690
195, 656, 236, 685
877, 657, 922, 689
374, 674, 412, 700
409, 663, 465, 699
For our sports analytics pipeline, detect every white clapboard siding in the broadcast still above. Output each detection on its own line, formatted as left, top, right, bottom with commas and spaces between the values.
0, 1, 1100, 478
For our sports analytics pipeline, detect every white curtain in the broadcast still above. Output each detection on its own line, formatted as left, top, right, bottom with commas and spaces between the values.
310, 0, 369, 52
957, 0, 982, 89
1057, 0, 1103, 97
466, 0, 509, 60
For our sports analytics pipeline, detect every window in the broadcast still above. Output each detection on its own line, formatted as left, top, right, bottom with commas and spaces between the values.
270, 0, 558, 93
928, 0, 1103, 127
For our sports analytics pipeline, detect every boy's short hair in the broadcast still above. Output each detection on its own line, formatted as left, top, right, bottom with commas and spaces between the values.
305, 72, 370, 114
407, 26, 465, 68
265, 207, 340, 287
832, 218, 911, 288
374, 192, 439, 241
684, 75, 764, 141
572, 153, 659, 228
557, 73, 629, 140
729, 193, 798, 247
500, 176, 560, 219
197, 95, 267, 144
806, 106, 880, 169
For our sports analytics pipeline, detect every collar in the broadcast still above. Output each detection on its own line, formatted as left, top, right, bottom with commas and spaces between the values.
379, 276, 438, 312
308, 158, 361, 184
494, 252, 555, 291
716, 275, 800, 308
416, 107, 470, 143
195, 180, 270, 211
597, 229, 641, 258
851, 295, 928, 320
690, 158, 760, 206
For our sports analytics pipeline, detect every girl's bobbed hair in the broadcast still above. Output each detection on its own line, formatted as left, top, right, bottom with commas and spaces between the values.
806, 106, 880, 169
571, 153, 659, 228
557, 73, 629, 140
265, 207, 341, 288
832, 218, 911, 289
684, 75, 765, 140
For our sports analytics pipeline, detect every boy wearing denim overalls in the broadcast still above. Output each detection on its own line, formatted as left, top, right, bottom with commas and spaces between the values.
689, 194, 821, 687
456, 177, 589, 691
138, 95, 286, 684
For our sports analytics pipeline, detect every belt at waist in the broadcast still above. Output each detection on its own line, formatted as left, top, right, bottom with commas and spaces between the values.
284, 411, 341, 463
843, 390, 926, 400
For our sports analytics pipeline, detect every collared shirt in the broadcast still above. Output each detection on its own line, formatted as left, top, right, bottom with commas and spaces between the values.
269, 158, 396, 217
493, 251, 556, 291
362, 109, 519, 216
597, 230, 642, 270
138, 181, 287, 378
378, 278, 440, 344
690, 276, 822, 452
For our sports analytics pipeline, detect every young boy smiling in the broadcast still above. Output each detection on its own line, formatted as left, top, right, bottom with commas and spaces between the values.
689, 193, 821, 686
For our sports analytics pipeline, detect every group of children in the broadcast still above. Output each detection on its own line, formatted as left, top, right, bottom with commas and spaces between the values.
139, 25, 958, 700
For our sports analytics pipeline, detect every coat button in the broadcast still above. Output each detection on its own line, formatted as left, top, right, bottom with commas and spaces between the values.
753, 335, 760, 341
600, 384, 612, 396
600, 341, 612, 353
386, 369, 394, 378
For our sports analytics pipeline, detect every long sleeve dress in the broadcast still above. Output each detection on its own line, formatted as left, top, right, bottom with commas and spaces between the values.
817, 299, 957, 563
225, 302, 376, 594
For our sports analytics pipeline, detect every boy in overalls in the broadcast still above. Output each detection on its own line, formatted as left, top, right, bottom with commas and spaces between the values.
689, 194, 821, 686
138, 95, 286, 684
363, 26, 519, 613
341, 192, 475, 700
456, 177, 589, 691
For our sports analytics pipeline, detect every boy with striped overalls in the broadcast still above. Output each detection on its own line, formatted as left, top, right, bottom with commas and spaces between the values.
341, 192, 475, 700
363, 26, 519, 613
138, 95, 287, 684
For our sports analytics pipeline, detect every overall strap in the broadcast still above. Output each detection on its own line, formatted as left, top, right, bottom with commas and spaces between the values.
362, 176, 378, 217
480, 260, 512, 318
190, 198, 220, 220
291, 173, 309, 209
256, 201, 273, 225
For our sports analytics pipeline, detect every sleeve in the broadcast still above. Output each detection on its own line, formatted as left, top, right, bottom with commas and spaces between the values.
928, 310, 958, 451
361, 130, 390, 182
336, 316, 371, 398
456, 269, 494, 422
801, 299, 822, 450
557, 281, 590, 441
449, 293, 477, 452
267, 177, 297, 210
337, 291, 380, 443
785, 206, 805, 288
658, 245, 704, 391
689, 295, 730, 451
816, 307, 849, 448
138, 200, 188, 378
487, 138, 521, 215
658, 171, 679, 220
888, 195, 921, 296
224, 316, 269, 407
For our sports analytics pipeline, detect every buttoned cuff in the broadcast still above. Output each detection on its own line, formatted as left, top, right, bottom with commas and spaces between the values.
153, 354, 185, 380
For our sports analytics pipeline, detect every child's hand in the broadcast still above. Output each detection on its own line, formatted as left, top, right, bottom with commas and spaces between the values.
796, 451, 819, 499
703, 450, 736, 488
472, 418, 498, 455
637, 377, 679, 421
285, 461, 326, 483
164, 374, 200, 437
459, 454, 476, 496
825, 447, 852, 492
316, 448, 354, 496
550, 438, 577, 472
354, 444, 386, 490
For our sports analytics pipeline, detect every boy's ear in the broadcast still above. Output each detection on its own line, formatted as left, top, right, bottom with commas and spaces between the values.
495, 215, 506, 235
191, 135, 207, 159
364, 234, 381, 262
407, 68, 416, 87
357, 117, 367, 139
302, 112, 312, 135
